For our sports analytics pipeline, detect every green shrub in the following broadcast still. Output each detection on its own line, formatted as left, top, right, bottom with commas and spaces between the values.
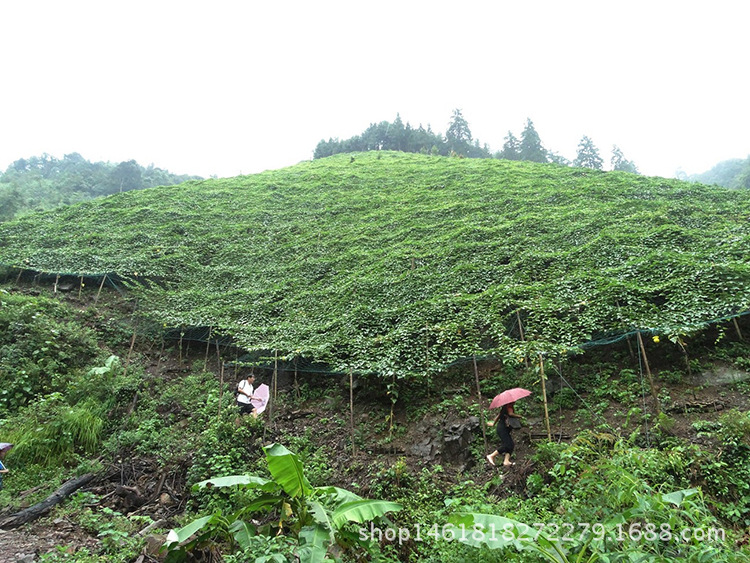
2, 392, 103, 466
0, 291, 100, 415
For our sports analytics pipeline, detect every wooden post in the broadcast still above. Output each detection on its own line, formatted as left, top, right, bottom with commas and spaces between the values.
539, 355, 552, 441
204, 327, 212, 371
123, 326, 137, 377
473, 356, 489, 452
218, 361, 225, 417
636, 331, 661, 415
94, 274, 107, 303
517, 311, 529, 368
273, 350, 279, 400
53, 274, 60, 294
349, 368, 355, 454
676, 337, 692, 377
178, 331, 184, 366
294, 358, 300, 399
733, 317, 744, 341
214, 336, 222, 370
388, 372, 396, 448
425, 323, 431, 400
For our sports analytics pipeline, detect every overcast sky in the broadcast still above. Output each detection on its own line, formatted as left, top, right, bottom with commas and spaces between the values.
1, 1, 747, 180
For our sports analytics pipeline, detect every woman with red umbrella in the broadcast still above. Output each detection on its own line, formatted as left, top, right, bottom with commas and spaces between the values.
486, 388, 529, 467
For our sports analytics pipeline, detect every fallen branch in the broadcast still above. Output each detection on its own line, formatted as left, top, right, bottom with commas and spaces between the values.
0, 473, 94, 529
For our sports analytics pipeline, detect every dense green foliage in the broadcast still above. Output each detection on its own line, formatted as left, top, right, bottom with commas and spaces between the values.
0, 152, 202, 222
166, 443, 402, 562
0, 290, 100, 414
2, 152, 750, 378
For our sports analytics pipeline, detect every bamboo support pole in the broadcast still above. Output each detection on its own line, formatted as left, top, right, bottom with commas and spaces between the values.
473, 356, 489, 452
349, 368, 355, 454
214, 336, 221, 370
517, 311, 529, 368
733, 317, 744, 341
204, 327, 212, 371
53, 274, 60, 294
178, 331, 184, 366
636, 331, 661, 415
425, 323, 431, 400
94, 274, 107, 303
78, 276, 84, 299
676, 338, 692, 377
294, 358, 300, 399
218, 361, 225, 418
15, 268, 23, 285
388, 372, 396, 453
123, 326, 137, 377
273, 350, 278, 400
539, 355, 552, 441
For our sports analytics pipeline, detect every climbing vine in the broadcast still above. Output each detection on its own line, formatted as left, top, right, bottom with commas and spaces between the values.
2, 152, 750, 379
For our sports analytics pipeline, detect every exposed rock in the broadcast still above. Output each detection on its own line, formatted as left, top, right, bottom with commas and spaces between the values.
441, 416, 480, 464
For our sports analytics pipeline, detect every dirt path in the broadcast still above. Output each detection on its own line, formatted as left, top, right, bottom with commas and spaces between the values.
0, 521, 100, 563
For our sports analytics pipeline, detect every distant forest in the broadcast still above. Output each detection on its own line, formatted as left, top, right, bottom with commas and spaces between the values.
315, 111, 750, 189
0, 153, 202, 222
684, 157, 750, 189
314, 110, 640, 174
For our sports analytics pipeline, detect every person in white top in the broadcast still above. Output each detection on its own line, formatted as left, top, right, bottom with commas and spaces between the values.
237, 374, 260, 416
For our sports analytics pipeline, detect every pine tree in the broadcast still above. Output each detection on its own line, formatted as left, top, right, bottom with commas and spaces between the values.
519, 119, 547, 163
446, 109, 472, 156
573, 136, 603, 170
610, 145, 639, 174
498, 131, 520, 160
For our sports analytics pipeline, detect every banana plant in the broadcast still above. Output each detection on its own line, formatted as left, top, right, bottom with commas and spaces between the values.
164, 443, 402, 562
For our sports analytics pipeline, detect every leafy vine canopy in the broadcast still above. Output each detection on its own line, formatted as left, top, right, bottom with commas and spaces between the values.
2, 152, 750, 377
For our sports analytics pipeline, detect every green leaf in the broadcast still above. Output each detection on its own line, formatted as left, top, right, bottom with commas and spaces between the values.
264, 443, 312, 498
330, 499, 403, 529
661, 488, 699, 506
314, 485, 362, 504
297, 523, 331, 563
165, 515, 214, 546
193, 474, 275, 492
448, 512, 537, 551
228, 519, 256, 551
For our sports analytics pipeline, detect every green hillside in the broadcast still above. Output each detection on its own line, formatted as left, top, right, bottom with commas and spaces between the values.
2, 151, 750, 375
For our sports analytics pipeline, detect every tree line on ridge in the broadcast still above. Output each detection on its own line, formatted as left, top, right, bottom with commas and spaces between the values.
314, 109, 640, 174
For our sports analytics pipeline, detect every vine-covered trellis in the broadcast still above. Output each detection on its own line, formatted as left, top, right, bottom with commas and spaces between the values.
2, 151, 750, 383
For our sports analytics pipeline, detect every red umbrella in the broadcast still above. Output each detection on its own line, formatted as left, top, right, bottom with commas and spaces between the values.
489, 388, 531, 409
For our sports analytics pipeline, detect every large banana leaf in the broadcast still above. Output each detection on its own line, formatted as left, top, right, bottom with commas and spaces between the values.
193, 474, 276, 492
165, 514, 215, 546
265, 443, 312, 498
331, 499, 403, 529
228, 519, 256, 551
297, 523, 331, 563
315, 485, 362, 505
